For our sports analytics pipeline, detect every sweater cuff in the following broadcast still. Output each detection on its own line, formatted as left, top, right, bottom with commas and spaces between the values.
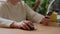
0, 18, 15, 27
33, 13, 44, 23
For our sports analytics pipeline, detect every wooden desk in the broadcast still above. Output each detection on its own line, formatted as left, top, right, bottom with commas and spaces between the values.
0, 24, 60, 34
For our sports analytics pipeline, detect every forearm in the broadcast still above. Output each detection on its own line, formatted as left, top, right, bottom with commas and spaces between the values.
0, 17, 15, 27
10, 22, 21, 28
10, 22, 16, 28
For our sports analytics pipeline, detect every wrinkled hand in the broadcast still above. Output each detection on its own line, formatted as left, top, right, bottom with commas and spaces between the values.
19, 20, 34, 30
40, 17, 51, 26
10, 20, 34, 30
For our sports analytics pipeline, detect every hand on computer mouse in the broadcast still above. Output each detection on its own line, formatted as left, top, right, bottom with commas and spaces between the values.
19, 20, 35, 30
10, 20, 35, 30
20, 26, 35, 30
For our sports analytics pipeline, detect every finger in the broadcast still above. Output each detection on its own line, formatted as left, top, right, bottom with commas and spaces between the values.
43, 21, 48, 25
30, 22, 34, 26
20, 23, 26, 30
42, 19, 47, 23
28, 22, 34, 27
45, 19, 51, 22
20, 23, 30, 30
43, 22, 48, 26
27, 21, 34, 26
41, 20, 48, 25
41, 18, 46, 21
41, 20, 48, 24
24, 21, 34, 26
24, 23, 30, 30
45, 18, 51, 21
21, 25, 26, 30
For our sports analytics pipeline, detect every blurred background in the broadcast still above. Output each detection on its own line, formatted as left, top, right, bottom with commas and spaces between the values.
24, 0, 51, 16
0, 0, 60, 16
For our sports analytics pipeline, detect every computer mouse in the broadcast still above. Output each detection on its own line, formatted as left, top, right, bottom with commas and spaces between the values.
20, 26, 35, 30
29, 27, 35, 30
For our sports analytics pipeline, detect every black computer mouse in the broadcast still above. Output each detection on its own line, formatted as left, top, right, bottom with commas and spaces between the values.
29, 26, 35, 30
20, 26, 35, 30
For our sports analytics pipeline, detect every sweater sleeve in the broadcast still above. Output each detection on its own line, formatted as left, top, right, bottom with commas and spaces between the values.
0, 17, 15, 27
23, 3, 44, 23
0, 3, 15, 27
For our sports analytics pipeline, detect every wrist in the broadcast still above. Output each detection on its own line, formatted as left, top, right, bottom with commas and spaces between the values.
10, 22, 22, 28
10, 22, 16, 28
10, 22, 19, 28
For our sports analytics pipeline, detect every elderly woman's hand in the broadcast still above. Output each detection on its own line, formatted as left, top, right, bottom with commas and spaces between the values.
40, 16, 51, 26
10, 20, 34, 30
